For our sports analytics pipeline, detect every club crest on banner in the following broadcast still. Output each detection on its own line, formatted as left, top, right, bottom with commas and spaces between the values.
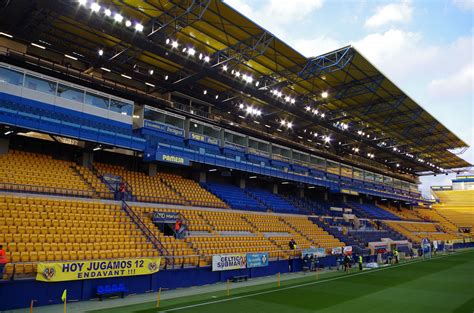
42, 267, 56, 280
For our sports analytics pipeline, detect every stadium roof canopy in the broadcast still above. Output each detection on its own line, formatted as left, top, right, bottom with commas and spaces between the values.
0, 0, 470, 176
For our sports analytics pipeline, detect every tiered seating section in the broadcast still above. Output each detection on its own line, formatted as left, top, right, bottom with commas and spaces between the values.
378, 204, 423, 221
312, 217, 404, 250
0, 195, 157, 279
247, 188, 299, 213
384, 221, 462, 243
284, 196, 339, 216
157, 173, 227, 209
96, 163, 185, 204
72, 165, 113, 199
348, 202, 400, 220
131, 206, 344, 266
96, 164, 227, 208
131, 206, 198, 266
3, 149, 467, 279
203, 183, 266, 211
0, 150, 102, 197
416, 208, 461, 233
433, 190, 474, 229
283, 216, 344, 250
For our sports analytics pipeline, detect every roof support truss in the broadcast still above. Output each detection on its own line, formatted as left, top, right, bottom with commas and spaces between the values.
298, 46, 355, 79
334, 74, 385, 100
147, 0, 211, 41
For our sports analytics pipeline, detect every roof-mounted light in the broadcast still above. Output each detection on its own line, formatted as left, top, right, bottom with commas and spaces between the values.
114, 13, 124, 23
90, 2, 101, 13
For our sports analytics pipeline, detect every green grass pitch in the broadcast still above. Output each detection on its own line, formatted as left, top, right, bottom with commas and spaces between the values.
90, 250, 474, 313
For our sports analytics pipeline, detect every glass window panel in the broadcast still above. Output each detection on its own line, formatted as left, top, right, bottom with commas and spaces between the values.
202, 125, 219, 138
58, 84, 84, 102
85, 92, 109, 110
327, 161, 340, 174
191, 123, 203, 133
144, 108, 164, 123
0, 67, 23, 86
24, 75, 56, 95
249, 139, 258, 149
164, 114, 184, 128
258, 141, 269, 152
341, 165, 352, 177
110, 99, 133, 116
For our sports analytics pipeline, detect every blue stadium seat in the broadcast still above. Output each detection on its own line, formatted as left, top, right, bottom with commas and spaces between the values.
203, 183, 267, 211
97, 283, 128, 300
347, 202, 401, 220
246, 188, 300, 214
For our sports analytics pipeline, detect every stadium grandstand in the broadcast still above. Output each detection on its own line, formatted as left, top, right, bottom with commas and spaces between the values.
431, 174, 474, 231
0, 0, 472, 311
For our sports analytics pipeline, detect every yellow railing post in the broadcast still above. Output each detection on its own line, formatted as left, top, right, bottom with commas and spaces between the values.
156, 287, 162, 308
29, 300, 36, 313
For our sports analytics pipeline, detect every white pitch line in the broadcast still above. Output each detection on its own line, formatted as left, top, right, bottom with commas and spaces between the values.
160, 252, 465, 312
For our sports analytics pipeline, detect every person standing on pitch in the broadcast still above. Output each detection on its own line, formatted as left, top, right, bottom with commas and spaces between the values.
393, 248, 399, 264
343, 254, 351, 272
358, 255, 363, 271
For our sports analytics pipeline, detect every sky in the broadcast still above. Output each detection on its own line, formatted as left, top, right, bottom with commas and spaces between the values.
224, 0, 474, 197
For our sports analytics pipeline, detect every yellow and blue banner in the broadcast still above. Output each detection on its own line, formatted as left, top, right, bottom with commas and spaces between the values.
36, 257, 160, 282
246, 253, 269, 268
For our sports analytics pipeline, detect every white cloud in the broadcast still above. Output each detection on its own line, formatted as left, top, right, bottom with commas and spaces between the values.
348, 30, 474, 95
224, 0, 324, 39
351, 29, 439, 81
365, 0, 413, 28
292, 36, 343, 58
428, 63, 474, 98
452, 0, 474, 11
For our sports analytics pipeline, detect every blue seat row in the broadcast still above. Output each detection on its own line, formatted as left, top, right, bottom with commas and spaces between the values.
203, 183, 267, 211
246, 188, 300, 213
347, 202, 400, 220
97, 283, 128, 300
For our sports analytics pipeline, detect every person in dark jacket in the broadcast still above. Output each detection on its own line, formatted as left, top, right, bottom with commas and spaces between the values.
343, 254, 351, 272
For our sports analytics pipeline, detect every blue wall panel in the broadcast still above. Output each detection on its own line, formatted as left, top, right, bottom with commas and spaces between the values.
0, 259, 306, 310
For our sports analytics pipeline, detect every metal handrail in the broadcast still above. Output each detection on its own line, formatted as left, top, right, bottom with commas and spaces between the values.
0, 182, 112, 199
90, 165, 135, 200
120, 200, 169, 256
134, 195, 227, 209
90, 164, 115, 192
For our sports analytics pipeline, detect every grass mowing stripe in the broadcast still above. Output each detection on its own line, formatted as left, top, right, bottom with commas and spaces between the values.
159, 251, 472, 312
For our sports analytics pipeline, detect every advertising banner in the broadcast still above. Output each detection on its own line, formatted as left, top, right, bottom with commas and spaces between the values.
36, 257, 160, 282
152, 211, 180, 223
343, 246, 353, 255
144, 120, 184, 137
302, 248, 326, 257
331, 247, 343, 255
246, 253, 269, 268
157, 152, 189, 165
212, 254, 247, 271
